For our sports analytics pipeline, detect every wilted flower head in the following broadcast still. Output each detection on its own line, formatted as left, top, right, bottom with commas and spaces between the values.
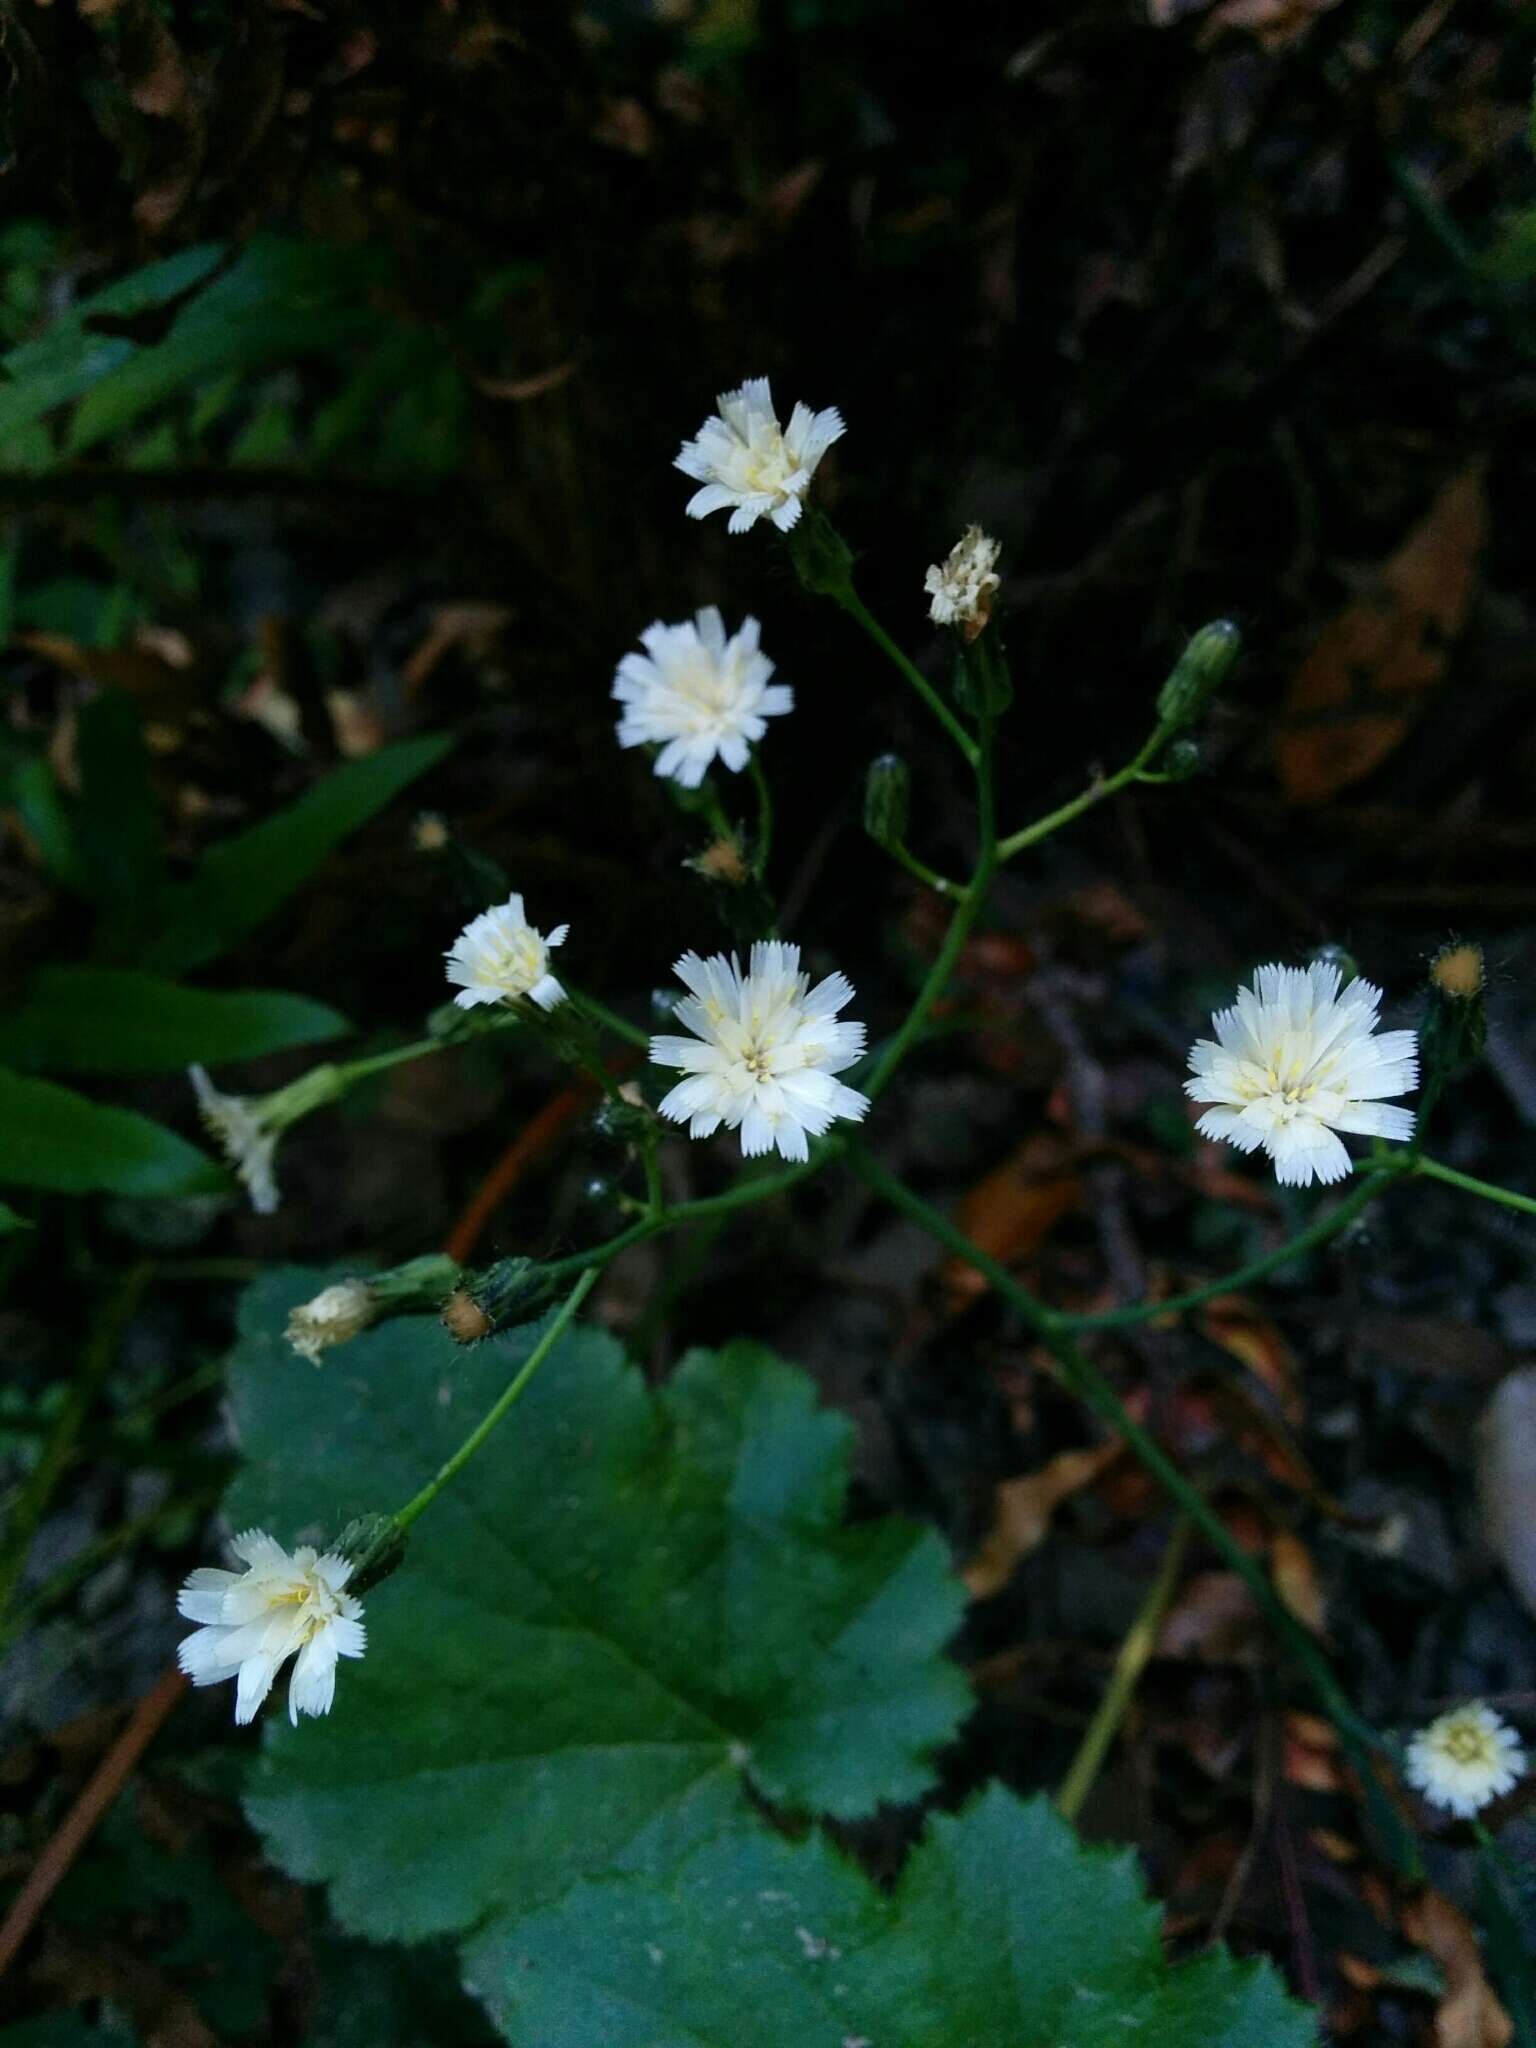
1185, 961, 1417, 1187
445, 896, 568, 1012
1405, 1702, 1525, 1818
650, 941, 869, 1163
287, 1279, 375, 1365
675, 377, 845, 534
925, 526, 1001, 639
613, 608, 792, 787
177, 1529, 366, 1726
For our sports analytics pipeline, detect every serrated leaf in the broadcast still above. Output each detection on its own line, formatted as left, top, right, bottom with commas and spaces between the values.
224, 1270, 968, 1947
0, 1069, 227, 1196
0, 969, 349, 1073
144, 734, 452, 974
485, 1787, 1317, 2048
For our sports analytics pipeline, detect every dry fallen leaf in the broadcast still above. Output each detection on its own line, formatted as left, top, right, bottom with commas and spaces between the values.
963, 1440, 1122, 1598
941, 1132, 1080, 1307
1270, 1527, 1327, 1634
1275, 463, 1488, 805
1402, 1890, 1513, 2048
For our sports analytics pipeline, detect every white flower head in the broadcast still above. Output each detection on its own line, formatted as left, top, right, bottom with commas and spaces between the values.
445, 895, 568, 1012
1184, 961, 1417, 1188
190, 1065, 281, 1214
287, 1279, 375, 1365
675, 377, 845, 534
613, 607, 792, 788
1405, 1702, 1526, 1818
650, 941, 870, 1163
177, 1529, 366, 1726
925, 525, 1001, 639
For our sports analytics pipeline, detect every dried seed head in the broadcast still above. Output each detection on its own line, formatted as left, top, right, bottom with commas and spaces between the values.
1431, 942, 1484, 1001
441, 1290, 493, 1344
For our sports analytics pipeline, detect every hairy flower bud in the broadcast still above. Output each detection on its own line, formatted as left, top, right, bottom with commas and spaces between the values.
863, 754, 911, 851
688, 833, 750, 886
1420, 940, 1487, 1092
1155, 619, 1241, 734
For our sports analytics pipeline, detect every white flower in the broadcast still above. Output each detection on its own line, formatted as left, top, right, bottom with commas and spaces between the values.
190, 1065, 281, 1215
287, 1279, 375, 1365
177, 1529, 366, 1726
650, 941, 870, 1163
1184, 961, 1417, 1188
445, 895, 568, 1012
1405, 1702, 1526, 1818
613, 608, 792, 788
675, 377, 845, 534
925, 525, 1001, 639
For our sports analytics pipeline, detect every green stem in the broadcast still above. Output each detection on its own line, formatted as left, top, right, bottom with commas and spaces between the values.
566, 985, 651, 1052
749, 752, 773, 879
1057, 1518, 1191, 1822
883, 839, 965, 901
996, 734, 1160, 865
835, 586, 980, 768
395, 1267, 601, 1531
848, 1147, 1419, 1873
1065, 1163, 1406, 1332
334, 1037, 441, 1087
0, 1263, 153, 1626
1413, 1153, 1536, 1219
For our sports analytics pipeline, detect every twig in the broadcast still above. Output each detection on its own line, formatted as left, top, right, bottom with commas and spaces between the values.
0, 1665, 188, 1980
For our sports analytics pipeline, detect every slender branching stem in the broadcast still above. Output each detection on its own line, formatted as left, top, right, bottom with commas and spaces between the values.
835, 585, 980, 768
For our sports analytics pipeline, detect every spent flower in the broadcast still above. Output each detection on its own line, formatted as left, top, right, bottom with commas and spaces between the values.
1185, 961, 1417, 1187
1405, 1701, 1525, 1818
177, 1529, 366, 1726
287, 1279, 376, 1365
650, 941, 869, 1163
613, 608, 792, 787
446, 895, 568, 1012
190, 1062, 342, 1216
675, 377, 844, 534
925, 526, 1001, 639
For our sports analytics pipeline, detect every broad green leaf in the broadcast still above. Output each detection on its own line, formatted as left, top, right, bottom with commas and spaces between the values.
0, 745, 81, 891
144, 734, 452, 975
0, 245, 223, 452
226, 1271, 969, 1946
0, 1069, 227, 1196
67, 238, 388, 455
0, 1202, 33, 1233
485, 1788, 1317, 2048
0, 969, 349, 1073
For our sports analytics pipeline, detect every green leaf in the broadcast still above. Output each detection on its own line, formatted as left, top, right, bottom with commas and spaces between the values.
225, 1271, 968, 1946
0, 1202, 33, 1233
0, 969, 349, 1073
144, 734, 453, 974
0, 744, 81, 891
74, 692, 164, 915
0, 245, 223, 454
486, 1787, 1317, 2048
0, 1069, 227, 1196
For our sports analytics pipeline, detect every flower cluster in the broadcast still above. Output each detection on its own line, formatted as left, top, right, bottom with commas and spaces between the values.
177, 1530, 366, 1725
1405, 1702, 1526, 1818
675, 377, 844, 534
1186, 961, 1417, 1187
613, 607, 791, 788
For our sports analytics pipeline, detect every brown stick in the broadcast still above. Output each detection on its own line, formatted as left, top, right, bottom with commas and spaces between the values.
441, 1080, 596, 1264
0, 1666, 188, 1981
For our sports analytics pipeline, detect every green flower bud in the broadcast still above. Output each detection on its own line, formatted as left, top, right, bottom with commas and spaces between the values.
332, 1513, 406, 1595
589, 1094, 657, 1149
784, 506, 855, 599
1160, 737, 1204, 780
863, 754, 911, 850
1156, 619, 1241, 733
1309, 942, 1360, 986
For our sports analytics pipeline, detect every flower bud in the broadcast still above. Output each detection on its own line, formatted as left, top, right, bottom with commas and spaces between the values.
784, 505, 856, 598
1155, 620, 1241, 733
287, 1255, 464, 1364
650, 986, 681, 1028
589, 1092, 658, 1150
1160, 737, 1204, 780
863, 754, 910, 851
1308, 942, 1360, 986
443, 1254, 564, 1345
332, 1512, 407, 1595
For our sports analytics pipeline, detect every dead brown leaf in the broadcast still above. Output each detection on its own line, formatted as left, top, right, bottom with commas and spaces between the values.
1157, 1569, 1262, 1664
402, 601, 513, 699
1275, 463, 1488, 805
1402, 1890, 1513, 2048
963, 1440, 1122, 1598
1202, 0, 1345, 46
1270, 1527, 1328, 1633
941, 1131, 1080, 1306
